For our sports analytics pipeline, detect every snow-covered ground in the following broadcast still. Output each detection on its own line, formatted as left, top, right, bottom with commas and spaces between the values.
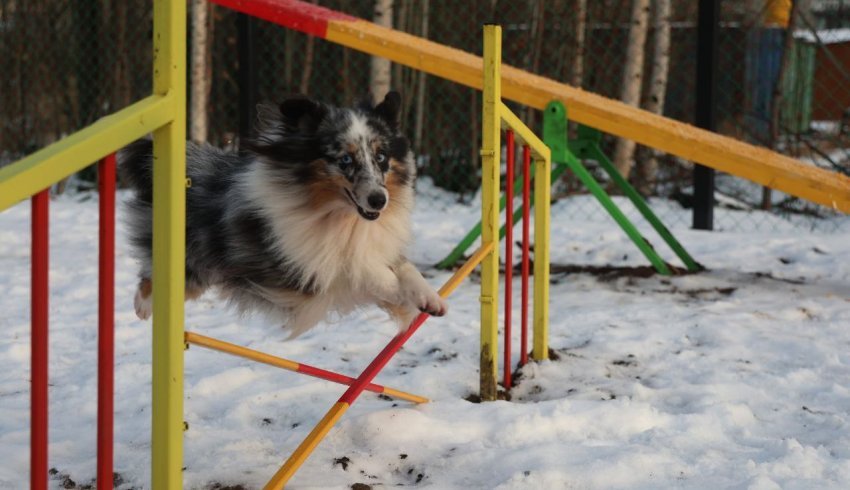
1, 182, 850, 489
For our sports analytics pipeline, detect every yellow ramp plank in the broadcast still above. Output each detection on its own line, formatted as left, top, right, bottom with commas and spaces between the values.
327, 19, 850, 213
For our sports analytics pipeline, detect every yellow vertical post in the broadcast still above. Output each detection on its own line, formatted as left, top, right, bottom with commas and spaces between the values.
151, 0, 186, 488
532, 155, 550, 360
480, 25, 501, 401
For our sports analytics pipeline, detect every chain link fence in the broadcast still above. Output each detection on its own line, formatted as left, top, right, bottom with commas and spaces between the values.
2, 0, 849, 231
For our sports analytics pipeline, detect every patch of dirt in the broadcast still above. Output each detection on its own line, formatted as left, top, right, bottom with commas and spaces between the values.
549, 262, 700, 282
749, 271, 806, 285
652, 286, 737, 299
334, 456, 352, 471
611, 354, 637, 367
48, 469, 129, 489
464, 388, 511, 403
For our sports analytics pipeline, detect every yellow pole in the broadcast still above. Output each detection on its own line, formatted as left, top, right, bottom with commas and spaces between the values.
264, 402, 350, 489
151, 0, 186, 487
480, 25, 501, 401
532, 154, 550, 360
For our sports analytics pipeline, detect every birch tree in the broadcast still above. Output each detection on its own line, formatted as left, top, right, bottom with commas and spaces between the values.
370, 0, 393, 101
572, 0, 587, 87
524, 0, 546, 123
190, 0, 211, 143
636, 0, 671, 195
413, 0, 430, 152
613, 0, 651, 177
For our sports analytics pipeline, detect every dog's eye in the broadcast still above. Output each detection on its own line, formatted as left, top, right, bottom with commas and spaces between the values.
338, 154, 353, 168
375, 152, 387, 164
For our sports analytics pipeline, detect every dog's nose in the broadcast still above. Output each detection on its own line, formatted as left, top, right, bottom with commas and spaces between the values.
367, 192, 387, 210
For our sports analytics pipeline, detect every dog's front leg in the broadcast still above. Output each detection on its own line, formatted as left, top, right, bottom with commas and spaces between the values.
394, 261, 447, 319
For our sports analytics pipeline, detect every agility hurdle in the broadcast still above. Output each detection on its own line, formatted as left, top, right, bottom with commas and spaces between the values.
0, 1, 187, 487
480, 25, 552, 397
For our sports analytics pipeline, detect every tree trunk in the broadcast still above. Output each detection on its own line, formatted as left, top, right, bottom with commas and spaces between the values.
524, 0, 546, 124
190, 0, 211, 143
636, 0, 671, 195
572, 0, 587, 87
113, 0, 131, 109
413, 0, 429, 152
370, 0, 393, 101
612, 0, 651, 178
299, 0, 319, 95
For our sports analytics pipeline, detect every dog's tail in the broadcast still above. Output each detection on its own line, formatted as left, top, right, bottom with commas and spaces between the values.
117, 139, 154, 203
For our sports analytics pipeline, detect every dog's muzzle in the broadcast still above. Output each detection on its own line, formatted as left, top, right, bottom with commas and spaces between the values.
345, 189, 381, 221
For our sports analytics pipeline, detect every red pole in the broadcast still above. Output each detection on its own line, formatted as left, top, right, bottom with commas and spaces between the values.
503, 131, 515, 389
97, 154, 116, 488
520, 145, 531, 367
31, 189, 49, 490
339, 312, 429, 405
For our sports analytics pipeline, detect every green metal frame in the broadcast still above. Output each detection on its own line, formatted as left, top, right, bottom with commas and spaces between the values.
436, 100, 700, 275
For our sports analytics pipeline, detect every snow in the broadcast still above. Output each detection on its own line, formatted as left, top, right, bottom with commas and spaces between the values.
1, 182, 850, 489
795, 28, 850, 45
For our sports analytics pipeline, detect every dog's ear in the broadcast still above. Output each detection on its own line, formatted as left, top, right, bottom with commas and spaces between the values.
279, 95, 326, 133
373, 91, 402, 130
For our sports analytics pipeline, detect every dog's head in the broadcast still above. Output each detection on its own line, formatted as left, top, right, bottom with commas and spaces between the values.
247, 92, 414, 221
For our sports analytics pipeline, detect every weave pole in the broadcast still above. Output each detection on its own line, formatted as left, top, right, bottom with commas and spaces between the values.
263, 243, 494, 489
97, 154, 116, 488
503, 130, 515, 389
520, 145, 531, 366
184, 332, 428, 404
31, 189, 49, 490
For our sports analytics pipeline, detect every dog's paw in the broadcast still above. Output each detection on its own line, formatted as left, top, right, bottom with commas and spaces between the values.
134, 289, 152, 320
415, 288, 448, 317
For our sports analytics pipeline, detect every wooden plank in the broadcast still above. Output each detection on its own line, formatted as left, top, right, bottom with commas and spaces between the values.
321, 18, 850, 213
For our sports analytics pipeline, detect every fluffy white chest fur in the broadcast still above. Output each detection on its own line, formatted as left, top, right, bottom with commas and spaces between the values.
241, 162, 426, 336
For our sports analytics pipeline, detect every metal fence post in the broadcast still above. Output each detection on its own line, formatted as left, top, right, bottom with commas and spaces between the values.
238, 13, 258, 140
694, 0, 719, 230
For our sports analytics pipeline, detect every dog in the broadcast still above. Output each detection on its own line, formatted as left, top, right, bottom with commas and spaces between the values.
119, 91, 447, 337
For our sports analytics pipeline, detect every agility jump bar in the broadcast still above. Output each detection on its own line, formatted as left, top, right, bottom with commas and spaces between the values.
184, 332, 428, 404
210, 0, 850, 213
262, 242, 494, 489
